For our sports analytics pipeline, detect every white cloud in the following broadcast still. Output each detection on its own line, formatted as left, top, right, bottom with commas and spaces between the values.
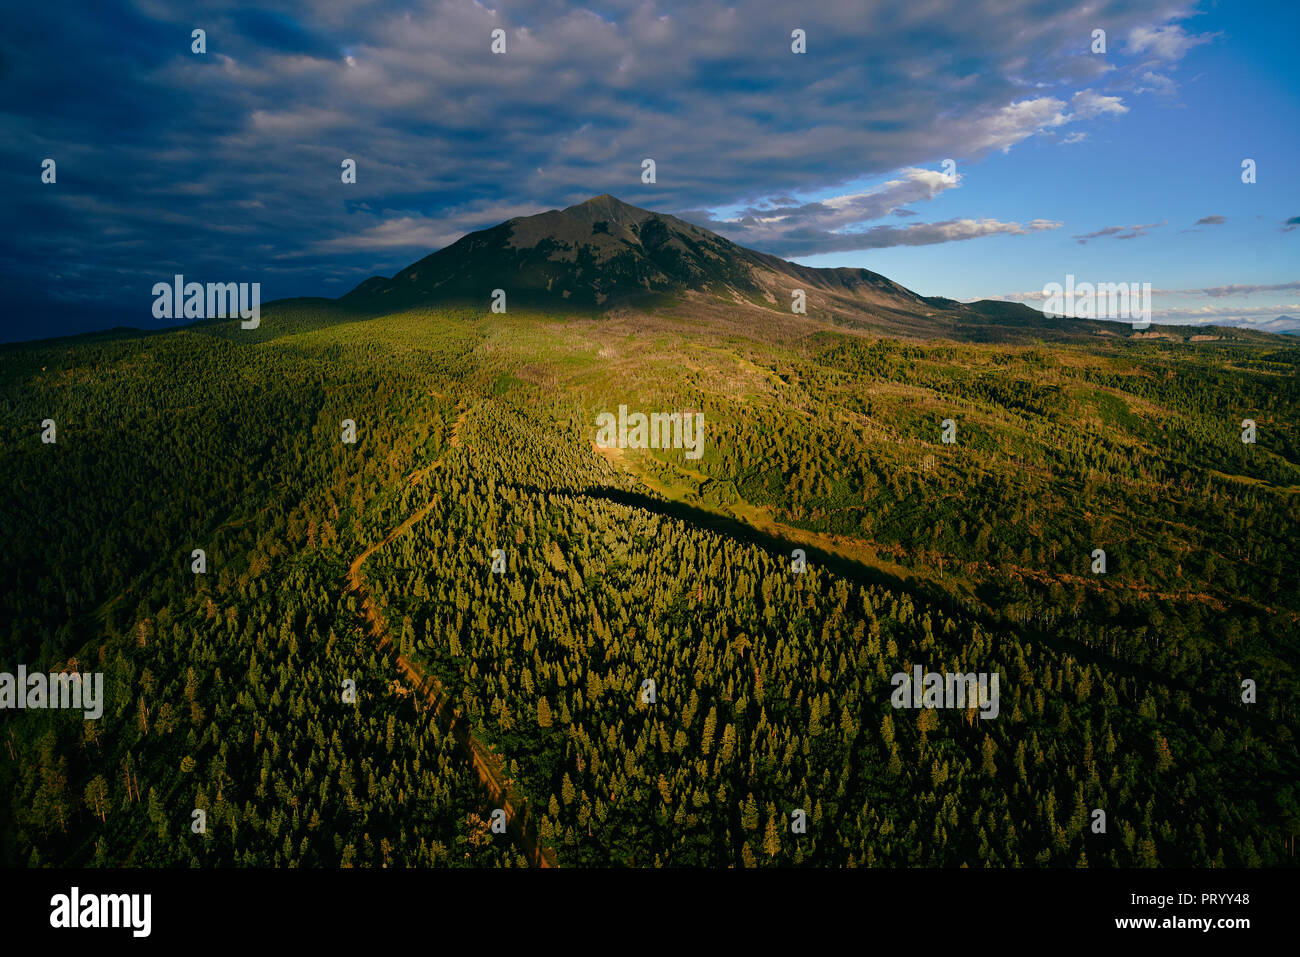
1125, 24, 1217, 62
1134, 71, 1177, 95
1070, 90, 1128, 118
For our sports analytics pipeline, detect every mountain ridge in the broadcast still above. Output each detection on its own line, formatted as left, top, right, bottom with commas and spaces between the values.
339, 194, 1058, 334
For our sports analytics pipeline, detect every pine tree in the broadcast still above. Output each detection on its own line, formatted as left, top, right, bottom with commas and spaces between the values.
701, 706, 717, 755
741, 793, 759, 831
764, 814, 780, 858
887, 745, 903, 777
1154, 734, 1173, 773
719, 723, 736, 764
84, 775, 110, 822
981, 734, 996, 777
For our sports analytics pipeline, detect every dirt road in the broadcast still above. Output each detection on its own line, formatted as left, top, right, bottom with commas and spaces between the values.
346, 407, 556, 868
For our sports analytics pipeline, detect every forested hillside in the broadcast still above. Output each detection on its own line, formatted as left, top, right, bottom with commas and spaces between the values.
1, 302, 1296, 867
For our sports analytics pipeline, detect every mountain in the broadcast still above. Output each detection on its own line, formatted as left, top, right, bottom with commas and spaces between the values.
341, 194, 1060, 336
1257, 315, 1300, 336
1183, 315, 1300, 337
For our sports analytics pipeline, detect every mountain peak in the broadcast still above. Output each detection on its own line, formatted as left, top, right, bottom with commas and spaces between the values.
559, 193, 654, 227
572, 193, 623, 207
339, 193, 1050, 334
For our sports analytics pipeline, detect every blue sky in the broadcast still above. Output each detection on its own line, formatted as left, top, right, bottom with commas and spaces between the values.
792, 3, 1300, 324
2, 0, 1297, 341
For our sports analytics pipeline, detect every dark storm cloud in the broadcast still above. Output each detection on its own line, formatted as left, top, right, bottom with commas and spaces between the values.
0, 0, 1211, 338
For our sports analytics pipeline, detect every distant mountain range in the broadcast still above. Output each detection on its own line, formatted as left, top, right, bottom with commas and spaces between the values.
1176, 314, 1300, 336
1246, 315, 1300, 336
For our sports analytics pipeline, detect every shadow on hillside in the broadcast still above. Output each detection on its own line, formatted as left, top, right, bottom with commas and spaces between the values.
513, 481, 1256, 720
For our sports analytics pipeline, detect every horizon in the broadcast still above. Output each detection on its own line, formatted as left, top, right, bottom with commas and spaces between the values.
6, 190, 1298, 346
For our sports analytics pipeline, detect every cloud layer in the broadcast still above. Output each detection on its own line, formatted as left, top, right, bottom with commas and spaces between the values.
0, 0, 1219, 336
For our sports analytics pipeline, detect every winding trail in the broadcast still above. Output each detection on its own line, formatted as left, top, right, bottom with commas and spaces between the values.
346, 407, 556, 869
